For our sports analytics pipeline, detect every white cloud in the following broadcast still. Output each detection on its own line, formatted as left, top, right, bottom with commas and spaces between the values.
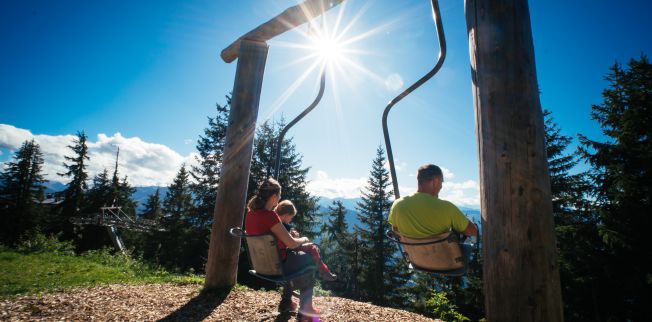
383, 160, 407, 172
307, 170, 367, 199
441, 179, 480, 207
0, 124, 196, 187
308, 169, 479, 208
441, 167, 455, 180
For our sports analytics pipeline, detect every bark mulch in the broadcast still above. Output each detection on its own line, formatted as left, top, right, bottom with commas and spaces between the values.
0, 283, 440, 321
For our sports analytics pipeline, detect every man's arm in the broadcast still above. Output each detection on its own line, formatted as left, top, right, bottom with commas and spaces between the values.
462, 221, 478, 237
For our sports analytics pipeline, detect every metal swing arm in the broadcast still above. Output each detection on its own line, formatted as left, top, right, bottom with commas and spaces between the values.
382, 0, 447, 199
274, 69, 327, 179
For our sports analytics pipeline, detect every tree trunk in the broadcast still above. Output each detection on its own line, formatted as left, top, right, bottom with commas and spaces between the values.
465, 0, 563, 320
205, 39, 268, 289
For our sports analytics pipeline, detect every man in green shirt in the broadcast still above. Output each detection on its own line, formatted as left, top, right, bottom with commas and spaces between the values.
388, 164, 477, 238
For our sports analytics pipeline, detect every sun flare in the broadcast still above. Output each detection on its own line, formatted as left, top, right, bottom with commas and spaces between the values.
264, 1, 401, 120
311, 34, 343, 62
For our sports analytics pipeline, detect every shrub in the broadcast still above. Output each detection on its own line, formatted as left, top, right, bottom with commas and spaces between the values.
16, 232, 75, 255
425, 291, 470, 322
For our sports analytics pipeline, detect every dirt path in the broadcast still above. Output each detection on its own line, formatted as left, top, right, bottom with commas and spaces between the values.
0, 284, 438, 321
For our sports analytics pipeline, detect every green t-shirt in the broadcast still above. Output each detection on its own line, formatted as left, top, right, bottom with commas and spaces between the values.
388, 192, 469, 238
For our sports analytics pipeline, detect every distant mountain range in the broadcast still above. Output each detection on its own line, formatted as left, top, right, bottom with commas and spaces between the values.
316, 196, 481, 232
44, 181, 169, 212
43, 183, 481, 226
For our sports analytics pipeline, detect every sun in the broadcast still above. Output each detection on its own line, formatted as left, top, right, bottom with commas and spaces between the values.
311, 34, 343, 62
264, 1, 401, 118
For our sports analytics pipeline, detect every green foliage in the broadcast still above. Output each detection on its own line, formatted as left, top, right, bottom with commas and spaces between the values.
543, 109, 602, 321
354, 146, 409, 306
140, 188, 162, 221
424, 291, 470, 322
190, 97, 230, 229
0, 139, 47, 244
56, 131, 90, 239
248, 119, 319, 239
15, 233, 75, 255
0, 243, 201, 299
577, 55, 651, 320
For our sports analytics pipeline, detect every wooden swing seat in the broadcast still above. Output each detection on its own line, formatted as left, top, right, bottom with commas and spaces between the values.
389, 230, 467, 276
229, 227, 315, 284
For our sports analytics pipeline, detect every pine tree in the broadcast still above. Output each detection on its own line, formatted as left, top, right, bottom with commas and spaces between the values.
108, 148, 137, 215
156, 164, 197, 270
57, 131, 90, 239
354, 146, 409, 306
578, 55, 652, 320
544, 109, 602, 321
319, 200, 357, 295
248, 119, 319, 239
190, 97, 230, 229
141, 188, 162, 221
85, 169, 111, 212
131, 188, 164, 263
0, 139, 46, 244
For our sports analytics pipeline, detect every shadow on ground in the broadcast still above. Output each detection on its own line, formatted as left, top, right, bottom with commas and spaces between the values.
157, 288, 229, 322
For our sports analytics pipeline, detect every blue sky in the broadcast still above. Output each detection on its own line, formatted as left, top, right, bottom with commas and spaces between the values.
1, 0, 651, 208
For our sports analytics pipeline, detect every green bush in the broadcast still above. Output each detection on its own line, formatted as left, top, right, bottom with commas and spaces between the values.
425, 291, 470, 322
15, 232, 75, 255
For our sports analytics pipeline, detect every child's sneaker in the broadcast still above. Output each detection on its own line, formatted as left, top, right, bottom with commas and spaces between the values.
320, 269, 337, 281
319, 263, 337, 281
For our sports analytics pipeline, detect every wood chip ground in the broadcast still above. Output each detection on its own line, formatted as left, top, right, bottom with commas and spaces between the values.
0, 284, 440, 321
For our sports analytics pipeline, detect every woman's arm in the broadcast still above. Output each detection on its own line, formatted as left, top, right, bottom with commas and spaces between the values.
270, 222, 309, 249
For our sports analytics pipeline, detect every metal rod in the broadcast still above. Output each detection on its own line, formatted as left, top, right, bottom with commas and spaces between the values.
275, 68, 326, 179
382, 0, 447, 199
221, 0, 346, 63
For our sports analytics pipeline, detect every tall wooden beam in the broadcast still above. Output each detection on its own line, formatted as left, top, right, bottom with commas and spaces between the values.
465, 0, 563, 320
205, 0, 345, 290
205, 39, 268, 289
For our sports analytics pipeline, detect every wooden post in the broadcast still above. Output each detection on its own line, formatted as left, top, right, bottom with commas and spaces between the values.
204, 39, 268, 289
465, 0, 563, 321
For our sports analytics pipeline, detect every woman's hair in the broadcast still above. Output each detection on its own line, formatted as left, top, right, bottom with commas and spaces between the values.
247, 177, 282, 211
275, 200, 297, 216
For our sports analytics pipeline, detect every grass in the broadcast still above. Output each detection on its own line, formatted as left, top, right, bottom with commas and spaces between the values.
0, 236, 203, 299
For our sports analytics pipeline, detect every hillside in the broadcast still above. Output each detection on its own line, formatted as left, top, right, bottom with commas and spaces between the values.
0, 284, 440, 322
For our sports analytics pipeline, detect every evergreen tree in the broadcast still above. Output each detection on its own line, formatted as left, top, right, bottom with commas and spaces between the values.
108, 149, 137, 215
354, 146, 409, 306
84, 169, 111, 212
544, 109, 601, 321
57, 131, 90, 238
578, 55, 652, 320
0, 139, 46, 244
248, 119, 319, 239
156, 164, 198, 270
190, 97, 230, 229
319, 200, 356, 296
141, 188, 162, 221
132, 188, 163, 264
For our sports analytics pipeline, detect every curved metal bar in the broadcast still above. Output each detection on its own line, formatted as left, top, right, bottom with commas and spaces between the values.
382, 0, 447, 199
274, 68, 327, 179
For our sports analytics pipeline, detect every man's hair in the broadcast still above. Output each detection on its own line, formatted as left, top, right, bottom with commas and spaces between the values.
275, 200, 297, 216
417, 164, 443, 184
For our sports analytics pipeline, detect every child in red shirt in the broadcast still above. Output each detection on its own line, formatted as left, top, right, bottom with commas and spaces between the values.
275, 200, 337, 281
